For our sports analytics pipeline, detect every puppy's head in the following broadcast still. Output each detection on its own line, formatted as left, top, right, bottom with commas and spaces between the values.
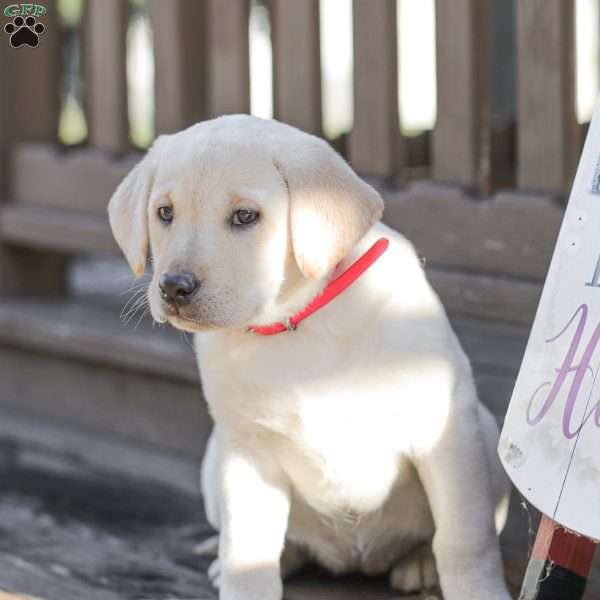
108, 116, 383, 332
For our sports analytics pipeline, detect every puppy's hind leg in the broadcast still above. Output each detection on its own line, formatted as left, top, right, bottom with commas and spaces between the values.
478, 404, 511, 533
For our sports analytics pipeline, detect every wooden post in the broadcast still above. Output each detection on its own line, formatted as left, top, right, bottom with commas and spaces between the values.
0, 0, 67, 295
433, 0, 490, 191
271, 0, 321, 135
206, 0, 250, 117
148, 0, 207, 134
348, 0, 400, 177
84, 0, 129, 154
520, 514, 597, 600
516, 0, 578, 193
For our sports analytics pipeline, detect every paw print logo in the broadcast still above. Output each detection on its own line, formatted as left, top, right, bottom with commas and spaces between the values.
4, 15, 45, 48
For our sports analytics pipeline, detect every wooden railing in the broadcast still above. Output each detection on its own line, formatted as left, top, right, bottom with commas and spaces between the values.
0, 0, 586, 324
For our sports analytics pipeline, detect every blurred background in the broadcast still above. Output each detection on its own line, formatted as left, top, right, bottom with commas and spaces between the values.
0, 1, 599, 598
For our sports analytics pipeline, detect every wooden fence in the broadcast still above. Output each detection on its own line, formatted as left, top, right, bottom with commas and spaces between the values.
0, 0, 585, 325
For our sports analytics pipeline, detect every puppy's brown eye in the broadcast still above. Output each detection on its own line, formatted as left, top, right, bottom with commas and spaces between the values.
158, 206, 173, 224
231, 208, 259, 227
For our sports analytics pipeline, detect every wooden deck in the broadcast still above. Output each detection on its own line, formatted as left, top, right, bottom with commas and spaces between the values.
0, 301, 543, 600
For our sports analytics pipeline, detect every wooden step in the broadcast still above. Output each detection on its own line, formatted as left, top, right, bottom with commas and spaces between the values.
11, 143, 139, 216
0, 297, 210, 458
0, 297, 197, 382
0, 204, 116, 254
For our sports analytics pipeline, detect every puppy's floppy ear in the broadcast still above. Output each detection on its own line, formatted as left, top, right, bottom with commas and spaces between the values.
108, 136, 166, 277
276, 135, 384, 280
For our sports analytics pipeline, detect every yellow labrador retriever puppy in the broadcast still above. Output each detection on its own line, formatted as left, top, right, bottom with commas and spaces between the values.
109, 115, 511, 600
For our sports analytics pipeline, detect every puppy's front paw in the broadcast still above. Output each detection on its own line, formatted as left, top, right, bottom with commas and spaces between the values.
389, 545, 438, 593
208, 557, 221, 589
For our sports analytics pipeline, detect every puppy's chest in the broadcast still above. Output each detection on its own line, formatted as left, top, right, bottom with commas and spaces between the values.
274, 410, 411, 515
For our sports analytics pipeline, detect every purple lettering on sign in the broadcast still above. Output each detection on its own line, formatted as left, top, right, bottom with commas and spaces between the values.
527, 304, 600, 439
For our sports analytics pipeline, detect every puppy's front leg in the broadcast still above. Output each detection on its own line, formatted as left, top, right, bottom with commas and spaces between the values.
414, 399, 511, 600
219, 442, 290, 600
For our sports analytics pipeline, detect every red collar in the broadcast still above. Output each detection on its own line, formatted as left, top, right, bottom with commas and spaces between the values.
248, 237, 389, 335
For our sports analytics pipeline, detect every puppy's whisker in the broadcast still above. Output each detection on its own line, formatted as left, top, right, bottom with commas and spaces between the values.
133, 307, 150, 330
120, 292, 146, 317
182, 331, 195, 351
120, 281, 149, 296
123, 300, 147, 325
122, 295, 149, 326
120, 284, 150, 322
123, 281, 150, 296
120, 295, 147, 322
120, 288, 146, 306
124, 307, 146, 328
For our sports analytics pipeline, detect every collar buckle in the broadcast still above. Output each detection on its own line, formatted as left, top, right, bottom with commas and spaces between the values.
285, 317, 297, 332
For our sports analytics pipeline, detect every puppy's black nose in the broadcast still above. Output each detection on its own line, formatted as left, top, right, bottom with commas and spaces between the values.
159, 272, 199, 304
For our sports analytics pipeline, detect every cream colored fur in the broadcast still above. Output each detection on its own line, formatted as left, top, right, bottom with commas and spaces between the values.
109, 115, 511, 600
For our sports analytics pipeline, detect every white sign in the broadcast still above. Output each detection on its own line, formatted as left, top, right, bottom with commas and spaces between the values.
499, 99, 600, 540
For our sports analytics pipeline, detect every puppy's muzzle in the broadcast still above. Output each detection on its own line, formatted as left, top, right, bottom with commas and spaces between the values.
159, 272, 199, 305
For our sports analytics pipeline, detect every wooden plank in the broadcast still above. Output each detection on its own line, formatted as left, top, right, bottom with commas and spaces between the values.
428, 267, 542, 326
472, 371, 522, 423
383, 182, 564, 280
0, 1, 61, 151
0, 298, 197, 384
84, 0, 129, 154
148, 0, 206, 134
516, 0, 578, 192
12, 143, 141, 216
0, 300, 208, 459
271, 0, 321, 134
11, 143, 566, 283
0, 345, 209, 459
0, 1, 68, 295
433, 0, 490, 190
206, 0, 250, 116
0, 204, 116, 255
452, 317, 529, 377
0, 407, 203, 496
348, 0, 399, 176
